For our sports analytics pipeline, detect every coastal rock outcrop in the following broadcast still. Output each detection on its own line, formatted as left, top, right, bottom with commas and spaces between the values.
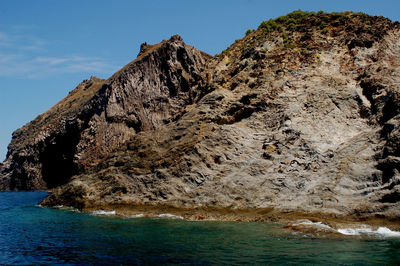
2, 11, 400, 222
0, 35, 210, 190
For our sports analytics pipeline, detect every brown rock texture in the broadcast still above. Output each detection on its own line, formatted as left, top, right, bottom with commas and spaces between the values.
3, 11, 400, 222
1, 35, 210, 190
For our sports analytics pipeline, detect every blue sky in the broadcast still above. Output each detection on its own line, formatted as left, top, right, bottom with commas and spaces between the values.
1, 0, 399, 161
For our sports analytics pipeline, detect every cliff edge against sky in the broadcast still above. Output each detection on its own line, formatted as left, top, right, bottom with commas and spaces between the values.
2, 11, 400, 224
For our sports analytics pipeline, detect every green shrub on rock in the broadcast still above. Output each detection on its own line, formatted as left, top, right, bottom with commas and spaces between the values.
259, 20, 278, 33
246, 29, 254, 36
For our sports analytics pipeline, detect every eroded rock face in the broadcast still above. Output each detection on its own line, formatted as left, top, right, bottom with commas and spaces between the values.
0, 35, 210, 190
3, 12, 400, 220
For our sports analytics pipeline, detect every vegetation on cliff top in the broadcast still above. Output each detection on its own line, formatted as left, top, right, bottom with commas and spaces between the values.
217, 10, 397, 57
257, 10, 390, 36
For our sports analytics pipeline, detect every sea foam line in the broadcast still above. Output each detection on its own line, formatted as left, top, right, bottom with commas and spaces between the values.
91, 210, 116, 216
45, 205, 80, 212
338, 226, 400, 237
126, 213, 183, 219
156, 213, 184, 219
290, 219, 400, 238
292, 219, 333, 230
129, 213, 145, 218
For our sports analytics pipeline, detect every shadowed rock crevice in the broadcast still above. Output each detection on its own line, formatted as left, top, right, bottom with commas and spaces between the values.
40, 120, 81, 188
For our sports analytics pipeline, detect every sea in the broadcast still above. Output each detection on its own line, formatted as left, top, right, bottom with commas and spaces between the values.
1, 191, 400, 265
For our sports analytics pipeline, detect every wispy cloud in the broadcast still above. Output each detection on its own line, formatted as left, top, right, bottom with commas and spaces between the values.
0, 30, 45, 51
0, 53, 116, 78
0, 31, 15, 47
0, 28, 118, 78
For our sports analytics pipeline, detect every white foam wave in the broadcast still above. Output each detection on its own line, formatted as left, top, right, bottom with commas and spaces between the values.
51, 205, 80, 212
91, 210, 116, 216
376, 227, 400, 237
337, 227, 372, 236
338, 226, 400, 237
156, 213, 184, 219
290, 220, 400, 238
129, 214, 144, 218
292, 219, 333, 229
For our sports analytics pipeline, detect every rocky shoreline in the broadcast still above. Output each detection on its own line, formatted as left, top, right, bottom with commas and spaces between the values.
43, 201, 400, 237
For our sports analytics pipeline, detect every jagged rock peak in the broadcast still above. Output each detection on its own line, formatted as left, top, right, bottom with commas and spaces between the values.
137, 34, 185, 57
89, 76, 102, 82
169, 34, 183, 43
138, 42, 150, 57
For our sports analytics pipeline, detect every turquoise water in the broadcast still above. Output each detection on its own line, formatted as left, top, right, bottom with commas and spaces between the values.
1, 192, 400, 265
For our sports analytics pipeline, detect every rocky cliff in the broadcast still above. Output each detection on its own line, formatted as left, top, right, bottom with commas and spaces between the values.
0, 35, 210, 190
2, 11, 400, 223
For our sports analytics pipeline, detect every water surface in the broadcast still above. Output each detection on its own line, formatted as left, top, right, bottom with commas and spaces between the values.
1, 192, 399, 265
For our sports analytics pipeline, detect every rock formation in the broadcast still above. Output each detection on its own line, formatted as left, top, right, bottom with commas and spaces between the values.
2, 11, 400, 222
0, 35, 210, 190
